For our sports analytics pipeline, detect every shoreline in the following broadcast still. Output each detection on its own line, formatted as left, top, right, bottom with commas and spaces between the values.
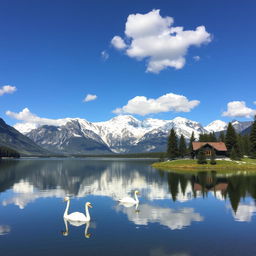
152, 158, 256, 172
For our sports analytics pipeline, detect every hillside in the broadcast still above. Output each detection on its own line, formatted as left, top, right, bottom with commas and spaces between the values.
0, 118, 49, 156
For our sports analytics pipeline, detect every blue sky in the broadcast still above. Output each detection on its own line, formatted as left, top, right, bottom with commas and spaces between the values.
0, 0, 256, 127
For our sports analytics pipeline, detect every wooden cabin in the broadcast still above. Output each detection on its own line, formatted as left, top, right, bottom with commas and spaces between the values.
192, 142, 227, 158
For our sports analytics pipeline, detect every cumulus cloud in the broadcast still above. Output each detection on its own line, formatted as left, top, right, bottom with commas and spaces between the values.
222, 101, 256, 118
6, 108, 69, 133
115, 204, 203, 230
101, 50, 109, 61
111, 36, 127, 50
0, 85, 16, 96
113, 93, 200, 116
111, 9, 211, 73
193, 56, 200, 62
83, 94, 97, 102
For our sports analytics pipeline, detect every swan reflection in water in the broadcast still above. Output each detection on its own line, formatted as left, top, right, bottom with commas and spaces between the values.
62, 218, 92, 238
62, 197, 93, 238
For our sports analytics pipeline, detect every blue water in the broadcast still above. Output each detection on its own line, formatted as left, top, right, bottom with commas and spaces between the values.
0, 158, 256, 256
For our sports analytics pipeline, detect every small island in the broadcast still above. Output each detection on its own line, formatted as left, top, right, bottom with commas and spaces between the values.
153, 119, 256, 172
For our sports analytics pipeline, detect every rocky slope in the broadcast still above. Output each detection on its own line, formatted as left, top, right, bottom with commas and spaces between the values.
24, 116, 207, 154
0, 118, 49, 155
10, 115, 254, 154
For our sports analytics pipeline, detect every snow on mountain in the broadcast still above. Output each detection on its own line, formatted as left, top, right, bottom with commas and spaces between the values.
231, 120, 253, 133
94, 115, 170, 153
26, 119, 111, 154
15, 115, 214, 154
204, 120, 227, 133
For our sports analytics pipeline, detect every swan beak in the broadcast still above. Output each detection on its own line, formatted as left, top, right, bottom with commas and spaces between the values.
88, 204, 93, 208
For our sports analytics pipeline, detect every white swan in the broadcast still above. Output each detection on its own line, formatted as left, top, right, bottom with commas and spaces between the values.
64, 197, 92, 222
119, 190, 140, 205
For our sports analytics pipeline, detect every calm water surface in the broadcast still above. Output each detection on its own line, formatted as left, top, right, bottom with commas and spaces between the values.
0, 158, 256, 256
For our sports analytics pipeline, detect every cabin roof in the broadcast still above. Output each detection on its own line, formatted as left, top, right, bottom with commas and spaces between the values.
192, 142, 227, 151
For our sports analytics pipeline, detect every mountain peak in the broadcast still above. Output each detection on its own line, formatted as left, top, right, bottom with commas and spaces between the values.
172, 117, 191, 123
110, 115, 139, 122
204, 120, 227, 133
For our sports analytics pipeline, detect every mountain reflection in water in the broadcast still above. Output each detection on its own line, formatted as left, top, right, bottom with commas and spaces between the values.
1, 158, 256, 256
0, 159, 256, 224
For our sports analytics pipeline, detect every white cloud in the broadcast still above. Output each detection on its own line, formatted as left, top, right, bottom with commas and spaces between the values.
111, 36, 127, 50
6, 108, 69, 133
193, 56, 200, 62
101, 50, 109, 61
115, 204, 203, 230
83, 94, 97, 102
222, 101, 256, 118
0, 85, 16, 96
113, 93, 200, 116
253, 101, 256, 105
111, 9, 211, 73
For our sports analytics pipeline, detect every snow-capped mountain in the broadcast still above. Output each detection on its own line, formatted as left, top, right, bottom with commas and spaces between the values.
26, 119, 111, 154
231, 120, 253, 133
204, 120, 227, 133
14, 115, 253, 154
204, 120, 253, 134
22, 115, 207, 154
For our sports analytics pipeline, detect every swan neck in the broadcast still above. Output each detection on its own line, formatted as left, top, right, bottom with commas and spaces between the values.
85, 205, 91, 221
64, 200, 70, 217
134, 192, 139, 203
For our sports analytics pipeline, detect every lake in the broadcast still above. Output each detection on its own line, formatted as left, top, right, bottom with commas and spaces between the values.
0, 158, 256, 256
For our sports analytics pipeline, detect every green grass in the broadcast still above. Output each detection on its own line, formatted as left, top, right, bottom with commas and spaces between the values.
152, 158, 256, 172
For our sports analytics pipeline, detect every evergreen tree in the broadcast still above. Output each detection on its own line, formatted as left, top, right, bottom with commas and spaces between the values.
179, 134, 187, 158
210, 149, 216, 165
167, 128, 179, 159
243, 134, 250, 156
237, 134, 244, 158
250, 119, 256, 158
209, 132, 217, 142
188, 132, 195, 158
225, 123, 239, 157
230, 146, 240, 160
197, 148, 207, 164
199, 133, 208, 142
219, 131, 225, 142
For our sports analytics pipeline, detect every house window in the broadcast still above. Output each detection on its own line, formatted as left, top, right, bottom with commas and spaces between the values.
205, 150, 212, 156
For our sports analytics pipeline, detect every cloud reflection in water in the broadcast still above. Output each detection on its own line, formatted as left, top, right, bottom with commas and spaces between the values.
115, 203, 203, 230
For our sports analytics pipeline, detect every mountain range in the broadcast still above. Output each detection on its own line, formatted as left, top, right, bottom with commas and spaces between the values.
3, 115, 252, 155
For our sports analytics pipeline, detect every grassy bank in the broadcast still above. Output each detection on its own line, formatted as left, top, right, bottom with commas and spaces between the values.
152, 158, 256, 172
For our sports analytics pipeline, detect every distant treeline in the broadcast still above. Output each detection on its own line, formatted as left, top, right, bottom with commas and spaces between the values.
0, 146, 20, 158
